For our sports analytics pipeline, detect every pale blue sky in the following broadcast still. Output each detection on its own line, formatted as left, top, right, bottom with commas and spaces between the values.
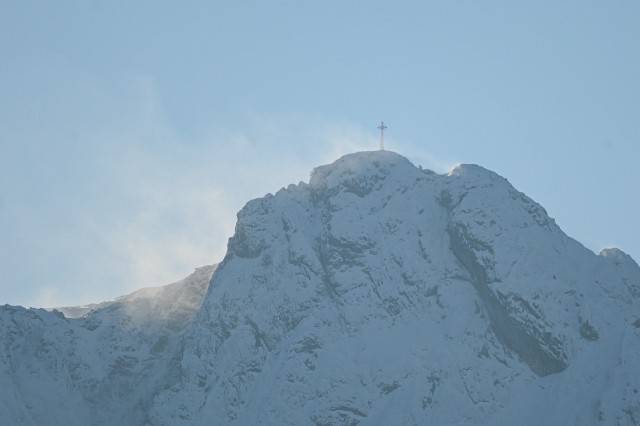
1, 1, 639, 307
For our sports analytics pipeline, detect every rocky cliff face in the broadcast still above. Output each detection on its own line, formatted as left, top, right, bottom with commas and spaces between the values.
2, 151, 639, 425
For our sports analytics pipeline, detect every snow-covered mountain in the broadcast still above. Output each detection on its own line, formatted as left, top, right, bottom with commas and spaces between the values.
1, 265, 215, 425
1, 151, 639, 425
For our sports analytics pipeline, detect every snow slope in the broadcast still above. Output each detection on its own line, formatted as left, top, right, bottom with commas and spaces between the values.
1, 265, 215, 425
1, 151, 639, 425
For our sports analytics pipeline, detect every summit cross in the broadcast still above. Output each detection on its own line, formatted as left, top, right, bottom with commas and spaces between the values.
377, 121, 387, 151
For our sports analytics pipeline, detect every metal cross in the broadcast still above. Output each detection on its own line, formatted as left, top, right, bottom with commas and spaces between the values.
377, 121, 387, 151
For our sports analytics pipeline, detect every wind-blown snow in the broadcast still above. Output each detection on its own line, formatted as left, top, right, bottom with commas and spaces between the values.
1, 151, 639, 425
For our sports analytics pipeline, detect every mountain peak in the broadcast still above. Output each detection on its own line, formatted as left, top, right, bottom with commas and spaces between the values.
600, 247, 636, 264
309, 150, 418, 192
448, 162, 501, 179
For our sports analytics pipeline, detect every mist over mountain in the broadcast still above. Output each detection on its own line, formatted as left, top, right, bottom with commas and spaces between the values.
1, 151, 639, 425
